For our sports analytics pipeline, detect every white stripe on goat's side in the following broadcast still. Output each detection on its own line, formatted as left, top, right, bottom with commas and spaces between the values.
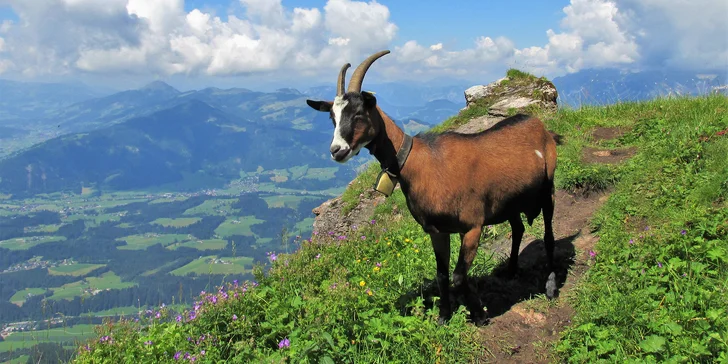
535, 150, 544, 159
331, 96, 350, 151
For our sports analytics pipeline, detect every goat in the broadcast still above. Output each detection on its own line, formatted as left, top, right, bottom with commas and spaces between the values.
306, 50, 559, 325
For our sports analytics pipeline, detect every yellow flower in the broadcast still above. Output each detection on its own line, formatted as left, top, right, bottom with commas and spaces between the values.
373, 267, 380, 272
397, 253, 401, 257
356, 259, 360, 263
414, 249, 419, 253
367, 290, 373, 296
359, 280, 366, 287
405, 238, 411, 243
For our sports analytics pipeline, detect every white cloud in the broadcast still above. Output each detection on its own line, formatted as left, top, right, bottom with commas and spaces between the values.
0, 0, 724, 84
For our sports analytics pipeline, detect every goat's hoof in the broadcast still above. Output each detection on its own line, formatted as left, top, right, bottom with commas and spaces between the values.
470, 311, 490, 326
545, 272, 557, 299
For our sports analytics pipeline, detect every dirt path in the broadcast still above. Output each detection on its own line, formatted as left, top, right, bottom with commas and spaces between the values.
473, 189, 609, 363
470, 126, 629, 363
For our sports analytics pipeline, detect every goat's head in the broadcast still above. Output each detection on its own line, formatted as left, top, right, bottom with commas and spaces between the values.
306, 50, 390, 163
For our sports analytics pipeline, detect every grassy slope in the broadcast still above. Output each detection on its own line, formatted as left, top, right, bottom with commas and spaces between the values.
71, 94, 727, 363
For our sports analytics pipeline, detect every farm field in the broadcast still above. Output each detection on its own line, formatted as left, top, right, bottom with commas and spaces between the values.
169, 256, 255, 276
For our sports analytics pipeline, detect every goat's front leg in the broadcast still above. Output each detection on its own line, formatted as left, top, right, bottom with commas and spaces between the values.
453, 227, 488, 325
430, 233, 451, 325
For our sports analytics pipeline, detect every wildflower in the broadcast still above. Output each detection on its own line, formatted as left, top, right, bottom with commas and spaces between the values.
359, 280, 366, 287
370, 219, 376, 224
232, 314, 238, 321
315, 253, 321, 259
200, 350, 206, 356
680, 230, 686, 235
373, 266, 380, 272
657, 261, 663, 268
645, 226, 650, 231
155, 312, 161, 319
376, 262, 382, 267
352, 225, 358, 230
189, 311, 197, 321
361, 235, 366, 240
629, 239, 634, 244
174, 352, 182, 360
366, 288, 373, 296
588, 250, 597, 258
145, 340, 153, 346
176, 315, 182, 322
405, 238, 411, 243
338, 235, 346, 240
267, 252, 278, 261
414, 249, 419, 253
313, 231, 319, 235
233, 279, 238, 286
279, 338, 291, 349
328, 231, 335, 235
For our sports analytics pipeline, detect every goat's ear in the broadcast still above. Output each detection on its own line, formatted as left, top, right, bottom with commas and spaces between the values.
306, 99, 333, 112
361, 91, 377, 108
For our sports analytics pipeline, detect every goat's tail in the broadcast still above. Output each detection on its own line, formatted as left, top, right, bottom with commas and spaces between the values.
548, 130, 564, 145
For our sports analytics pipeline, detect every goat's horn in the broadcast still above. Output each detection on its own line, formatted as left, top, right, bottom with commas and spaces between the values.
337, 63, 350, 96
347, 50, 390, 93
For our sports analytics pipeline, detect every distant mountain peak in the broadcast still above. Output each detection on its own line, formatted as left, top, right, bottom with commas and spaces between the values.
139, 80, 179, 95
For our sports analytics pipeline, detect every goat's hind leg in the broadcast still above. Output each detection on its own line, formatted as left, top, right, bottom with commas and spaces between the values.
430, 233, 452, 325
453, 227, 488, 325
543, 183, 557, 299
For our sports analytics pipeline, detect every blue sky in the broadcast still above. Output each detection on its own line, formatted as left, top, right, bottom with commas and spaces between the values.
176, 1, 565, 49
0, 0, 725, 91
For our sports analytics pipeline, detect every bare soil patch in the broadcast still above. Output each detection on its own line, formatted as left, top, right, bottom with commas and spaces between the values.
582, 146, 637, 165
591, 126, 629, 141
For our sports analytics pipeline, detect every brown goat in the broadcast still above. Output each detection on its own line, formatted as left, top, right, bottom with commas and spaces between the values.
306, 50, 559, 325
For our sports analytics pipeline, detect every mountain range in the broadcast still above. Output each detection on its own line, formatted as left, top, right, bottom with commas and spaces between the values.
1, 67, 724, 196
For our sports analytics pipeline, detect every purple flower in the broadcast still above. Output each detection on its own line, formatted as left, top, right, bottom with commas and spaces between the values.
328, 231, 335, 236
645, 226, 650, 231
145, 340, 153, 346
352, 225, 358, 230
370, 219, 376, 224
657, 261, 663, 268
360, 235, 366, 240
680, 230, 686, 235
315, 253, 321, 259
588, 250, 597, 258
232, 314, 238, 321
174, 351, 182, 360
233, 279, 238, 286
279, 338, 290, 349
155, 312, 161, 319
268, 252, 278, 261
200, 350, 206, 356
338, 235, 346, 240
629, 239, 634, 244
189, 311, 197, 321
313, 231, 319, 235
176, 315, 182, 322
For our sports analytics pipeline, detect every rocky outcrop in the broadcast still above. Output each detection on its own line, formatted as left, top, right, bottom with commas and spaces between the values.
458, 72, 558, 133
310, 70, 559, 240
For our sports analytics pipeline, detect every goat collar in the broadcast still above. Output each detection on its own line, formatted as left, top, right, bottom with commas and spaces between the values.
391, 133, 414, 177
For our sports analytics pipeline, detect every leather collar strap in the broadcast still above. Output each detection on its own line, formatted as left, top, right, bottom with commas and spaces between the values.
385, 133, 413, 177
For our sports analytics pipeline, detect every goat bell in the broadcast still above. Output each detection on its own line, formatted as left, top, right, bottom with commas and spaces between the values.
373, 169, 397, 197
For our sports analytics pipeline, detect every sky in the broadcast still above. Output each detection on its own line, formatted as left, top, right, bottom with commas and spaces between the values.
0, 0, 725, 92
